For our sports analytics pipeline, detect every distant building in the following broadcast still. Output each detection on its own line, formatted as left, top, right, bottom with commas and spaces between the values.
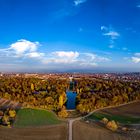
69, 76, 73, 82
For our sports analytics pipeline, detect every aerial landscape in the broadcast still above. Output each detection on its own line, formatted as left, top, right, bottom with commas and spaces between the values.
0, 0, 140, 140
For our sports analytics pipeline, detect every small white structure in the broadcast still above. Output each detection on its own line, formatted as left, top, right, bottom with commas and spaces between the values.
69, 76, 73, 82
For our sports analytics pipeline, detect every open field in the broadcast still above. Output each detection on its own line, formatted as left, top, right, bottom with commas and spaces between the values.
73, 121, 140, 140
99, 101, 140, 117
0, 98, 22, 110
0, 124, 67, 140
88, 112, 140, 124
14, 108, 62, 127
73, 101, 140, 140
87, 101, 140, 125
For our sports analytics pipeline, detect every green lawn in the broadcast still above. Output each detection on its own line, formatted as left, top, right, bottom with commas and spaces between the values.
87, 112, 140, 124
14, 108, 62, 127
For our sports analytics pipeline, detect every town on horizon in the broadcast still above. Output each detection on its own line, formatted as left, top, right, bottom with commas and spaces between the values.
1, 72, 140, 81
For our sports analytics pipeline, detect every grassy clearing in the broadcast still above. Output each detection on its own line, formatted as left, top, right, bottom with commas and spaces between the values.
87, 112, 140, 124
14, 108, 62, 127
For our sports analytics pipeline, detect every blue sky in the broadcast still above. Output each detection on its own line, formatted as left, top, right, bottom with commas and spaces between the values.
0, 0, 140, 72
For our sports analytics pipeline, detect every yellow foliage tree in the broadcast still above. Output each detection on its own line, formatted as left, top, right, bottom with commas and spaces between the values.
59, 95, 63, 108
31, 83, 34, 91
106, 120, 118, 131
59, 91, 67, 108
9, 109, 16, 118
2, 115, 10, 125
4, 93, 11, 100
58, 106, 68, 118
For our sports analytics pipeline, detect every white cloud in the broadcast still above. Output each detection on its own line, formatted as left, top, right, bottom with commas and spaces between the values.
0, 40, 110, 70
84, 53, 110, 62
132, 57, 140, 63
75, 53, 110, 67
84, 53, 96, 60
53, 51, 79, 59
101, 26, 120, 48
74, 0, 87, 6
0, 39, 45, 60
134, 53, 140, 57
103, 31, 120, 39
43, 51, 79, 64
43, 58, 77, 64
42, 51, 110, 68
10, 39, 40, 56
131, 53, 140, 63
101, 26, 108, 31
79, 61, 97, 67
25, 52, 45, 58
81, 53, 110, 66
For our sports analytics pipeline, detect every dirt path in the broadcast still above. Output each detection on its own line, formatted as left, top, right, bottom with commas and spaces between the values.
68, 118, 81, 140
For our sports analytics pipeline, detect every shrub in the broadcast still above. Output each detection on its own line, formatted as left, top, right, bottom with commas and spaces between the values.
106, 120, 118, 131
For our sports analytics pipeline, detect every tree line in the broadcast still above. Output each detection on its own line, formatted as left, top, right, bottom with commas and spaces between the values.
0, 77, 69, 117
0, 77, 140, 117
75, 78, 140, 114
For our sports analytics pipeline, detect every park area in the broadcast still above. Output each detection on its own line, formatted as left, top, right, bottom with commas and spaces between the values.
14, 108, 62, 127
0, 97, 68, 140
0, 108, 67, 140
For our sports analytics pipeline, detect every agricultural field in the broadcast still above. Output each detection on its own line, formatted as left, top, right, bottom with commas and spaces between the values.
14, 108, 63, 127
0, 124, 67, 140
73, 101, 140, 140
99, 101, 140, 118
73, 121, 129, 140
88, 112, 140, 125
86, 101, 140, 125
73, 121, 139, 140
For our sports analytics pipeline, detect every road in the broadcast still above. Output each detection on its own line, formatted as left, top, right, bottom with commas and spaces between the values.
68, 100, 139, 140
68, 118, 81, 140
